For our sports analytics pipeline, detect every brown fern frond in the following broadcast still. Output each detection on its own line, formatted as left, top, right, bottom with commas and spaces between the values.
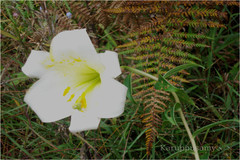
137, 17, 227, 34
133, 60, 190, 75
125, 1, 156, 6
144, 127, 157, 155
166, 18, 227, 29
144, 99, 168, 109
165, 1, 239, 7
163, 55, 195, 65
143, 92, 170, 102
104, 2, 166, 14
162, 38, 210, 48
125, 25, 167, 38
170, 76, 189, 83
170, 30, 212, 39
133, 86, 169, 98
201, 1, 239, 6
170, 7, 227, 19
168, 79, 183, 87
132, 77, 151, 85
126, 53, 157, 60
121, 44, 200, 61
139, 87, 170, 156
133, 81, 156, 90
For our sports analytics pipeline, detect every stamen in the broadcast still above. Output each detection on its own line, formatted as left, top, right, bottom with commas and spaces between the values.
63, 87, 71, 96
75, 95, 82, 104
46, 64, 54, 68
73, 92, 87, 111
80, 92, 87, 109
74, 58, 82, 62
67, 94, 75, 102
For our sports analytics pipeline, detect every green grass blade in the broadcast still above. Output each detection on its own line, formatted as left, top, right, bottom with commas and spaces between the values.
193, 119, 240, 138
163, 63, 205, 79
123, 74, 136, 104
127, 128, 147, 151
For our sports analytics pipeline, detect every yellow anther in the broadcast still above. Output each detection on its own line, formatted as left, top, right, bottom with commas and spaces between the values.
67, 94, 75, 102
74, 58, 82, 62
42, 56, 55, 69
46, 64, 54, 68
63, 87, 71, 96
73, 92, 87, 111
80, 93, 87, 109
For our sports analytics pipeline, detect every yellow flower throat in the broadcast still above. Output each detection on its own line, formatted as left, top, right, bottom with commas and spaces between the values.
44, 54, 101, 112
62, 62, 101, 112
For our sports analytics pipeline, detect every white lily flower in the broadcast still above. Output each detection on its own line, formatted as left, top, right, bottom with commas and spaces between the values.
22, 29, 127, 133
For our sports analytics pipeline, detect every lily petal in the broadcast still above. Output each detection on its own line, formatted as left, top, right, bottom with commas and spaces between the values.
87, 77, 127, 118
99, 51, 122, 78
50, 29, 97, 61
69, 110, 100, 133
24, 72, 73, 122
22, 50, 49, 78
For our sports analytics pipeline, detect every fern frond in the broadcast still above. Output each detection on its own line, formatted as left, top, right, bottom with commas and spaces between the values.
133, 60, 190, 75
127, 25, 167, 38
162, 38, 210, 48
133, 81, 156, 90
167, 1, 239, 7
171, 7, 227, 18
168, 79, 183, 87
143, 92, 170, 101
163, 55, 196, 64
104, 3, 168, 14
132, 77, 152, 87
140, 88, 170, 156
118, 35, 161, 48
171, 30, 213, 39
121, 45, 201, 61
126, 17, 226, 39
166, 18, 227, 28
133, 86, 170, 98
126, 53, 158, 60
144, 128, 156, 155
170, 75, 189, 83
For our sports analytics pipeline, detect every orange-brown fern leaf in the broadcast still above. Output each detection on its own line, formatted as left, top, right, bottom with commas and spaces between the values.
175, 0, 240, 6
140, 88, 170, 156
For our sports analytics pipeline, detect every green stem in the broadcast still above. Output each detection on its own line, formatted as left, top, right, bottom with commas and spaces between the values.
122, 66, 200, 160
171, 92, 200, 160
121, 66, 158, 81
